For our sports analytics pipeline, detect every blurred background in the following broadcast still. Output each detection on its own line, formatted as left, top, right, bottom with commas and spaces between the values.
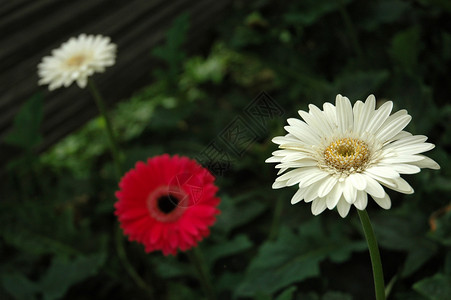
1, 0, 451, 299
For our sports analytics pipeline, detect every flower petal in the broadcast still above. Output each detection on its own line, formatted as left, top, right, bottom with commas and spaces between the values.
372, 193, 391, 209
318, 176, 338, 198
348, 173, 367, 190
365, 166, 400, 179
326, 181, 343, 209
362, 174, 386, 198
337, 197, 352, 218
291, 188, 306, 204
336, 94, 353, 133
311, 198, 327, 215
343, 183, 357, 204
354, 190, 368, 210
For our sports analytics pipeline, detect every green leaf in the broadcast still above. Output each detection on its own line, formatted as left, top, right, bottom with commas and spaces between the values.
1, 226, 80, 257
276, 286, 297, 300
216, 272, 243, 293
166, 282, 201, 300
372, 211, 438, 277
322, 291, 353, 300
1, 272, 39, 300
390, 26, 422, 75
151, 255, 193, 279
39, 253, 106, 300
152, 13, 190, 82
361, 0, 411, 31
204, 234, 253, 265
3, 94, 43, 150
236, 221, 365, 297
413, 273, 451, 300
215, 194, 267, 235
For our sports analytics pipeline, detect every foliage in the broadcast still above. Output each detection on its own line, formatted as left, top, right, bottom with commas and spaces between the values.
2, 1, 451, 299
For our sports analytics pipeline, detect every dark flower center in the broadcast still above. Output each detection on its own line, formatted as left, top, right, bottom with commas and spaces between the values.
157, 195, 179, 214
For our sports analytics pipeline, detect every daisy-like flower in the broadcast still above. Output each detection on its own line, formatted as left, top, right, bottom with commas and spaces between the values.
115, 154, 220, 256
38, 34, 116, 90
266, 94, 440, 218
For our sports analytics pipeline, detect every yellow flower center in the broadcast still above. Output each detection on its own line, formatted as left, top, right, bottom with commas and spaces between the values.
324, 138, 370, 171
66, 54, 87, 67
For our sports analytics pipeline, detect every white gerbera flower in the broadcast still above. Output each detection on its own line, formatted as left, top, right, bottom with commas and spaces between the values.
266, 94, 440, 218
38, 34, 116, 90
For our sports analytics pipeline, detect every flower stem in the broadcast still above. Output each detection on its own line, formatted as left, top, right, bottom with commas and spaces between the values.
87, 79, 154, 298
357, 209, 386, 300
87, 79, 122, 178
187, 247, 216, 300
115, 226, 155, 299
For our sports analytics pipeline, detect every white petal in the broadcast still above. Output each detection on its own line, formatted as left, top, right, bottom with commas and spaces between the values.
286, 118, 321, 145
275, 168, 307, 182
298, 170, 330, 188
272, 181, 288, 189
275, 160, 317, 169
385, 134, 427, 149
343, 183, 357, 204
323, 102, 337, 128
352, 100, 365, 134
280, 152, 311, 162
336, 94, 353, 133
365, 166, 400, 179
392, 143, 435, 155
277, 167, 289, 175
391, 130, 412, 140
389, 164, 421, 174
358, 95, 376, 133
388, 177, 414, 194
265, 156, 282, 163
365, 171, 397, 188
285, 123, 320, 144
291, 189, 305, 204
380, 155, 425, 164
326, 181, 343, 209
365, 101, 393, 134
375, 114, 411, 142
272, 135, 300, 146
285, 168, 326, 187
354, 190, 368, 210
308, 104, 334, 135
372, 193, 391, 209
318, 176, 338, 198
411, 156, 440, 169
337, 197, 352, 217
311, 198, 327, 215
304, 179, 326, 203
362, 174, 386, 198
348, 173, 367, 190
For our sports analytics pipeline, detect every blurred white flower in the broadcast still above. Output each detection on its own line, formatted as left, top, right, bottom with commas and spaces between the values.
38, 34, 116, 90
266, 94, 439, 217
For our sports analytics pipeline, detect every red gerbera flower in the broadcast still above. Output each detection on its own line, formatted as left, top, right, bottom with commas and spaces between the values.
115, 154, 220, 256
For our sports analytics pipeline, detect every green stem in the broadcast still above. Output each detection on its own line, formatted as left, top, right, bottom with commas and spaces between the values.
187, 247, 216, 300
87, 79, 154, 298
87, 79, 122, 178
338, 0, 366, 65
115, 226, 155, 299
357, 209, 386, 300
